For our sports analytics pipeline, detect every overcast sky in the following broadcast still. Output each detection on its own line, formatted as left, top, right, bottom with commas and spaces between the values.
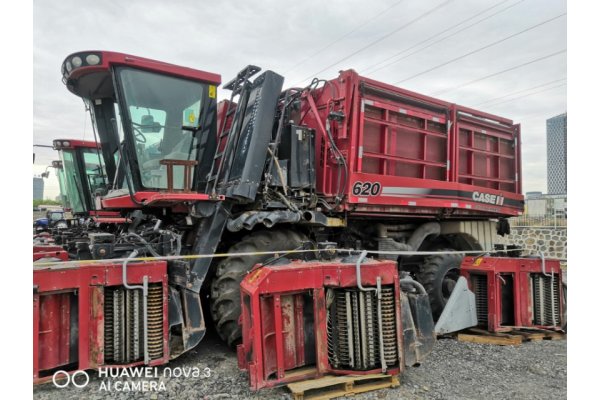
33, 0, 566, 199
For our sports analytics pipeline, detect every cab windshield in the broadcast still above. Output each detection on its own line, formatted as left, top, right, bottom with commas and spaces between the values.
60, 148, 106, 213
82, 148, 107, 196
49, 211, 64, 221
55, 167, 71, 209
61, 150, 86, 213
116, 67, 206, 190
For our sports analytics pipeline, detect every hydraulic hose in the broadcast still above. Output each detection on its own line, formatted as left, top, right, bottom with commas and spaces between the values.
125, 232, 162, 258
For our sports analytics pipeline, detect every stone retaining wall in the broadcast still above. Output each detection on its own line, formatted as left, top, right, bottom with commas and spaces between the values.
497, 226, 567, 260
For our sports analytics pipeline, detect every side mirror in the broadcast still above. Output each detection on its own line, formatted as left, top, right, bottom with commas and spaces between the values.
141, 114, 162, 133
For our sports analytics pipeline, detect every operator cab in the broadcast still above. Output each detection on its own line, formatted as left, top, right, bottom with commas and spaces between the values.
51, 160, 71, 210
52, 139, 106, 216
61, 51, 221, 209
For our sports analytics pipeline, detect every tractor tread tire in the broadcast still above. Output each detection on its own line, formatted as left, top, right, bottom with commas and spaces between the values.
418, 249, 464, 320
209, 229, 307, 347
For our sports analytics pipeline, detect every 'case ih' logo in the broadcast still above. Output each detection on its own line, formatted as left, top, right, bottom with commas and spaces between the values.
472, 191, 504, 206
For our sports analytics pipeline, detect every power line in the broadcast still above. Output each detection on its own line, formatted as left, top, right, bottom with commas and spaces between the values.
296, 0, 454, 85
395, 12, 566, 84
432, 48, 566, 96
483, 82, 566, 109
510, 108, 566, 122
282, 0, 407, 75
474, 77, 567, 107
362, 0, 520, 75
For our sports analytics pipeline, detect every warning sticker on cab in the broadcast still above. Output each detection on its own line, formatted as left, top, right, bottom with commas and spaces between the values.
208, 85, 216, 99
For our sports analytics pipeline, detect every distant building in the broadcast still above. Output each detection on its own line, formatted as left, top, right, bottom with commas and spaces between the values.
33, 177, 44, 200
525, 191, 543, 199
524, 193, 567, 217
546, 113, 567, 194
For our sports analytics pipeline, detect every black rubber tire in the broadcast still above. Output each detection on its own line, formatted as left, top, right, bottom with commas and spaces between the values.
418, 250, 464, 320
209, 229, 308, 347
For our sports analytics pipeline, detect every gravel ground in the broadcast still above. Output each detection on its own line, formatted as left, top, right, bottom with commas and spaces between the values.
33, 333, 566, 400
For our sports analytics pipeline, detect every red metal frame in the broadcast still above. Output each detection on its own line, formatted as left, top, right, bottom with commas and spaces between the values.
52, 139, 101, 150
238, 259, 403, 390
63, 51, 221, 88
101, 191, 224, 209
88, 210, 128, 224
33, 249, 69, 262
460, 256, 564, 332
299, 69, 524, 218
33, 245, 63, 254
33, 261, 169, 383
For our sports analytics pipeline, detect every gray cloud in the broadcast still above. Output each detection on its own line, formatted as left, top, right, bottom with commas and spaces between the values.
34, 0, 566, 197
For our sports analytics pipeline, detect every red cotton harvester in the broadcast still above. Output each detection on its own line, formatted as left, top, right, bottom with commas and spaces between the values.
33, 49, 536, 387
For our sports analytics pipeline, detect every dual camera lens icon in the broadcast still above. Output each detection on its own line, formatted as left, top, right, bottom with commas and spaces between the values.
52, 370, 90, 388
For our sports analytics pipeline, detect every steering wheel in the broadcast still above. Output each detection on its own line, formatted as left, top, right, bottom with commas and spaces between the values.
133, 126, 147, 143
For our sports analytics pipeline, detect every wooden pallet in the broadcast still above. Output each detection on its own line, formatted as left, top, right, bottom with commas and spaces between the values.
287, 373, 400, 400
457, 327, 565, 346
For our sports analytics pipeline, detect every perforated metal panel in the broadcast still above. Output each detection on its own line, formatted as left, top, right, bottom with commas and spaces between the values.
104, 283, 164, 364
530, 273, 561, 326
327, 287, 397, 370
470, 274, 488, 327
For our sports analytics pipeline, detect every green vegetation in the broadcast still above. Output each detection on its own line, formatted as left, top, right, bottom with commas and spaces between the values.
33, 199, 62, 208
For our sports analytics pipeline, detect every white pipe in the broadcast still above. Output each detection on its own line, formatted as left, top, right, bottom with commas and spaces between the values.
355, 250, 386, 372
538, 251, 557, 326
122, 250, 149, 365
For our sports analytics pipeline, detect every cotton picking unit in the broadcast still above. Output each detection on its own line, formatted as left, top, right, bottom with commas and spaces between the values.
34, 50, 524, 383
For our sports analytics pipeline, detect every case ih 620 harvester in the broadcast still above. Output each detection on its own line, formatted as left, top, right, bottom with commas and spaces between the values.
34, 50, 547, 387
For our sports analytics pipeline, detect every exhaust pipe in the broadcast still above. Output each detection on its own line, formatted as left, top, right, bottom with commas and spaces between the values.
227, 212, 257, 232
263, 210, 301, 228
227, 210, 302, 232
243, 213, 269, 230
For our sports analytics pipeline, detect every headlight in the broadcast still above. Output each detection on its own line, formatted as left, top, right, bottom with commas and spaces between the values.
53, 141, 61, 149
86, 54, 100, 65
62, 141, 70, 147
65, 61, 73, 72
71, 56, 82, 68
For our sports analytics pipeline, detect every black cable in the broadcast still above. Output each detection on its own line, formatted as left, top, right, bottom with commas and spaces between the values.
362, 0, 521, 75
283, 0, 407, 74
293, 78, 347, 205
473, 77, 567, 107
395, 12, 566, 85
432, 48, 566, 96
324, 116, 348, 205
296, 0, 454, 86
480, 83, 566, 109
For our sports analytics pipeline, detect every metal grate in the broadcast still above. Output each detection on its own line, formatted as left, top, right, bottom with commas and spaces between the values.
104, 283, 164, 364
327, 287, 397, 370
470, 274, 488, 327
530, 273, 561, 326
